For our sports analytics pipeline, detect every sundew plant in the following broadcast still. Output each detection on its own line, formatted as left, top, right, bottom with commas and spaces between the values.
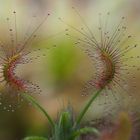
0, 2, 140, 140
60, 8, 139, 112
22, 11, 139, 140
0, 11, 51, 111
62, 9, 138, 94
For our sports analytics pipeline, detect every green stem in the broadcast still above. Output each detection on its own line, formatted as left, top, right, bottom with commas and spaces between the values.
75, 88, 103, 127
22, 93, 55, 128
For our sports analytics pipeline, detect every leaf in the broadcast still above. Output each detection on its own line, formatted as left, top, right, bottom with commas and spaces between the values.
58, 111, 72, 130
70, 127, 100, 139
52, 110, 74, 140
23, 136, 48, 140
22, 93, 54, 127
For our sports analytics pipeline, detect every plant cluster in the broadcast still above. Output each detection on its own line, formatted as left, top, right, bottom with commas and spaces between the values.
0, 9, 139, 140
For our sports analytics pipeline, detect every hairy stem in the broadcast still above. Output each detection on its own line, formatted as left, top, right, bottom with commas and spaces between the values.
22, 93, 55, 128
75, 88, 103, 127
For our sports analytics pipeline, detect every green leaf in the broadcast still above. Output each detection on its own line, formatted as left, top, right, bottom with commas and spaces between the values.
75, 89, 103, 127
52, 111, 74, 140
23, 136, 48, 140
59, 111, 72, 130
22, 93, 54, 128
70, 127, 100, 139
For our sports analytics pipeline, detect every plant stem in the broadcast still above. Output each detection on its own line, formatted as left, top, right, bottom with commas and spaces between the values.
75, 88, 103, 127
22, 93, 55, 128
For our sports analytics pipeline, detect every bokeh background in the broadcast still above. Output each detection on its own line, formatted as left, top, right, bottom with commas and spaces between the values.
0, 0, 140, 139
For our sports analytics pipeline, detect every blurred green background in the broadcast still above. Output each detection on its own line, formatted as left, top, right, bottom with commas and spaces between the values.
0, 0, 140, 139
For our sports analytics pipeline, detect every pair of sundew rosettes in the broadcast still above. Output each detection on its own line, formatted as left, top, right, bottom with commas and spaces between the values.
62, 9, 139, 115
0, 10, 139, 113
0, 11, 51, 112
